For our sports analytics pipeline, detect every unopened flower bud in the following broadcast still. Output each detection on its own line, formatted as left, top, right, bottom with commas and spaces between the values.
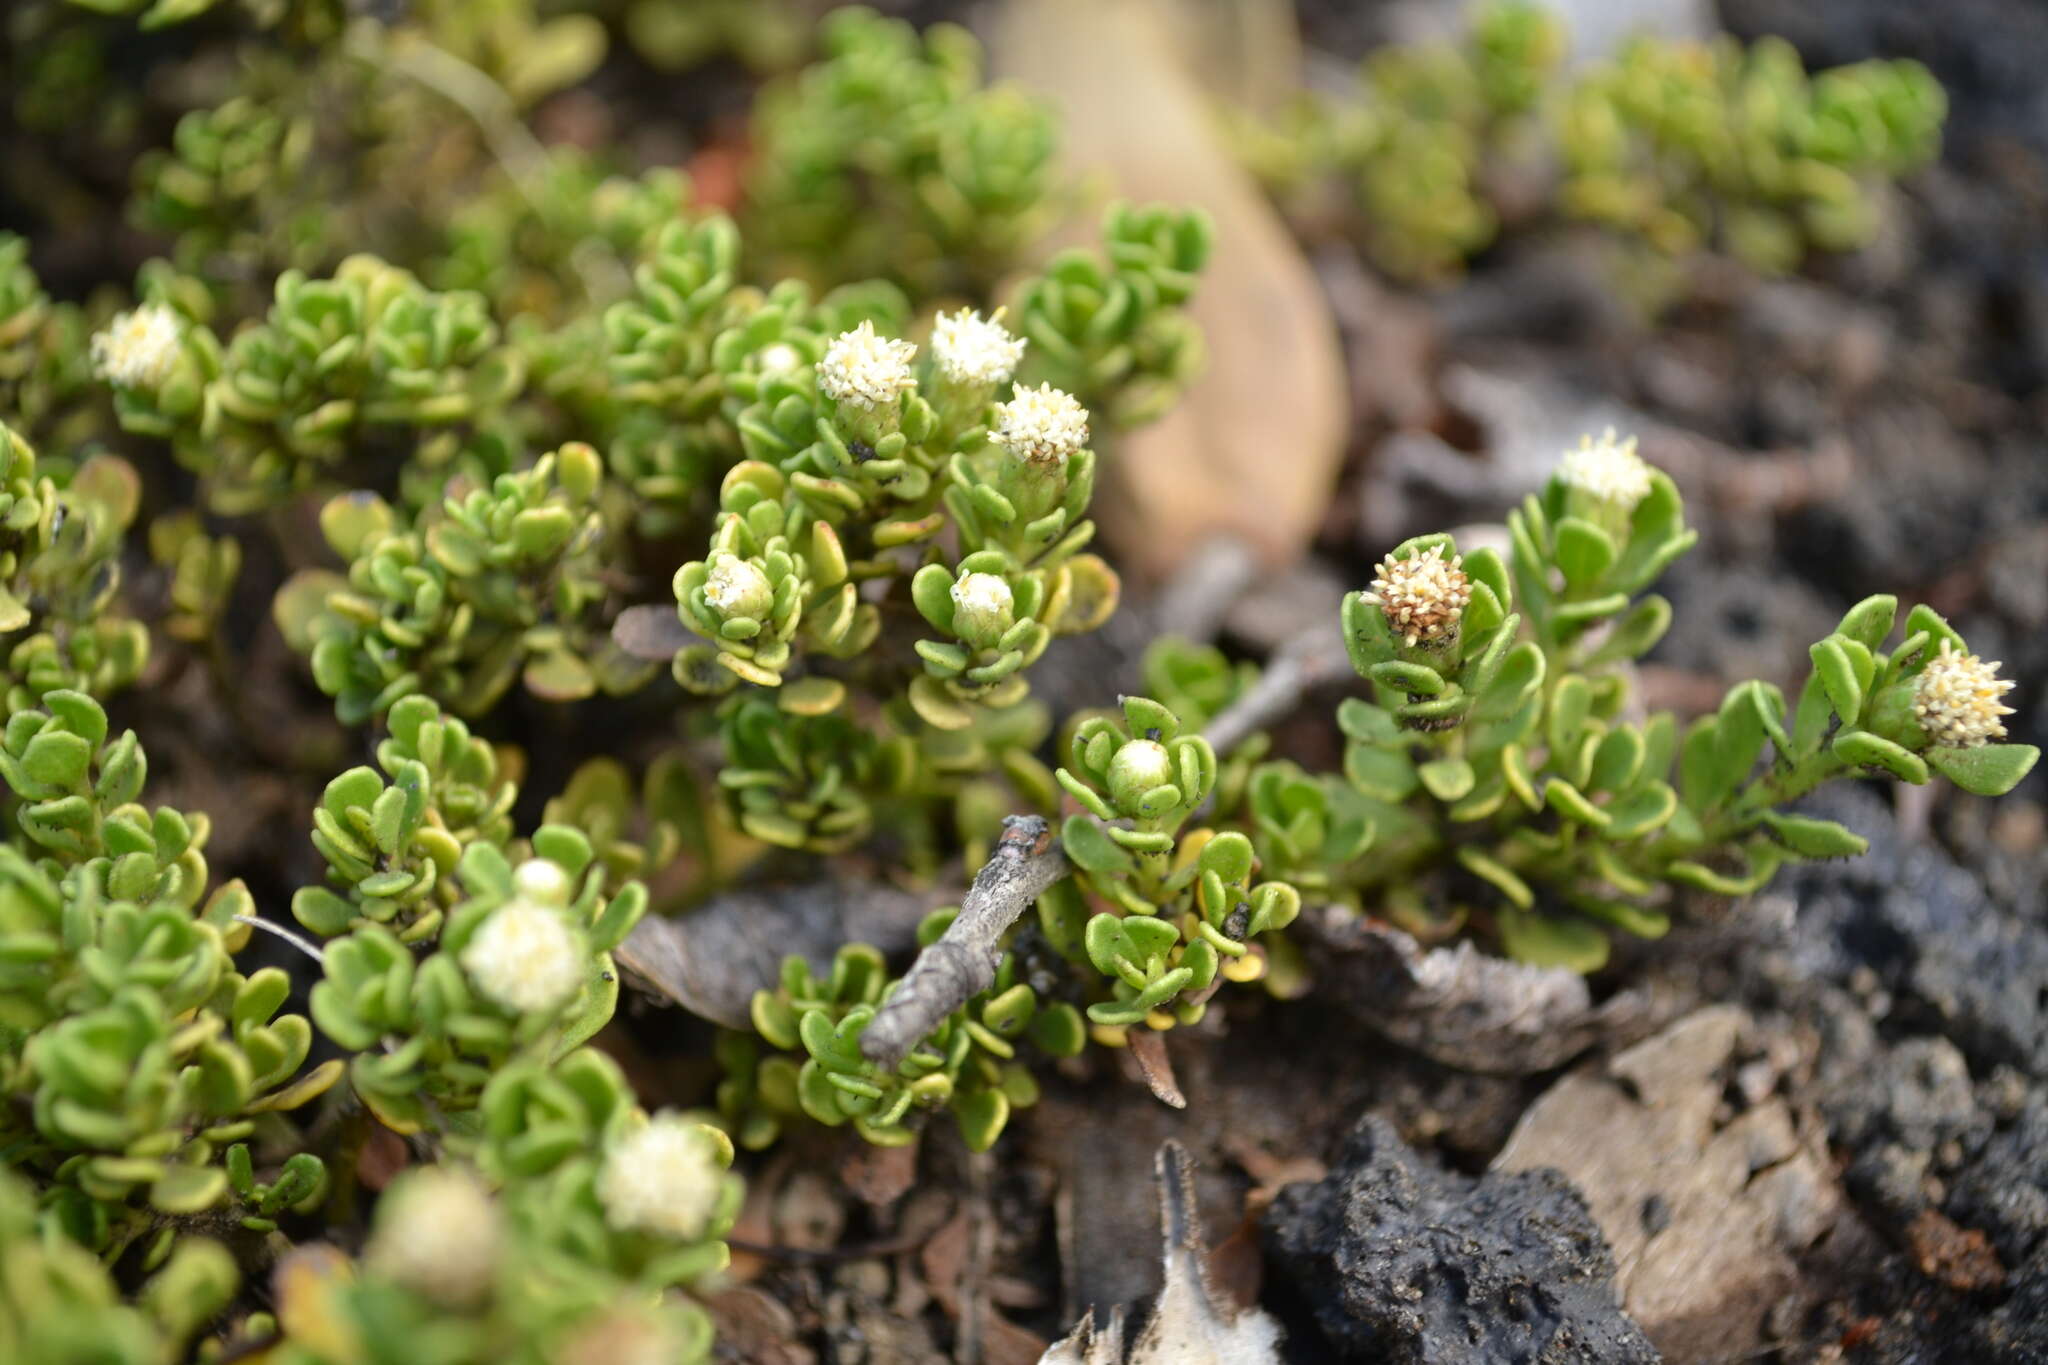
949, 572, 1015, 646
1107, 739, 1176, 812
703, 554, 774, 621
512, 857, 572, 907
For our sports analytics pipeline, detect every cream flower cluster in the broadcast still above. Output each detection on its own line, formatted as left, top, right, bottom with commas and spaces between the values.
364, 1167, 503, 1307
1557, 428, 1654, 512
459, 895, 585, 1015
1913, 639, 2015, 748
818, 321, 917, 410
1365, 544, 1473, 648
992, 383, 1089, 464
930, 307, 1027, 387
90, 304, 182, 389
596, 1115, 724, 1242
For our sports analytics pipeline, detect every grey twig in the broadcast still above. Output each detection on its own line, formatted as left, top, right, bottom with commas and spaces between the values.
1200, 623, 1351, 758
858, 815, 1070, 1068
858, 630, 1351, 1069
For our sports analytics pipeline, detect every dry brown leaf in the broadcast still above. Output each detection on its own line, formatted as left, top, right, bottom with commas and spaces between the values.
1124, 1028, 1187, 1109
994, 0, 1348, 582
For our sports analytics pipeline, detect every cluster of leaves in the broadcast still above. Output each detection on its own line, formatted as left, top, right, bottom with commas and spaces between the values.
1250, 1, 1944, 283
0, 1164, 237, 1365
0, 422, 150, 719
720, 935, 1085, 1153
109, 256, 521, 514
0, 691, 341, 1242
0, 237, 101, 450
1558, 34, 1947, 273
1243, 0, 1564, 280
274, 442, 646, 724
0, 678, 738, 1359
741, 5, 1060, 296
1302, 438, 2037, 969
1046, 697, 1301, 1030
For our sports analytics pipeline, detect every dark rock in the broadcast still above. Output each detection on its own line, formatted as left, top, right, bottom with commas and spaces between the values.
1949, 1088, 2048, 1268
1974, 1247, 2048, 1361
1823, 1036, 1987, 1155
1264, 1116, 1659, 1363
1774, 785, 2048, 1081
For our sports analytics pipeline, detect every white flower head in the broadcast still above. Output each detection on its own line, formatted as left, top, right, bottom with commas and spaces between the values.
950, 572, 1014, 622
703, 554, 773, 619
90, 304, 182, 390
365, 1166, 502, 1308
818, 321, 917, 411
597, 1115, 724, 1242
1913, 639, 2015, 748
459, 898, 585, 1015
992, 383, 1089, 464
930, 308, 1026, 387
1557, 428, 1654, 512
1364, 543, 1473, 648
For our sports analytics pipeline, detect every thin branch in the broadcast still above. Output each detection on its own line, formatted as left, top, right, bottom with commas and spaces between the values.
858, 630, 1352, 1069
858, 816, 1069, 1068
233, 915, 327, 966
1200, 623, 1351, 758
353, 31, 630, 304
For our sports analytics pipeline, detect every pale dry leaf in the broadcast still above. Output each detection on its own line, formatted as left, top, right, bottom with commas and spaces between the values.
1295, 905, 1651, 1073
618, 881, 929, 1028
994, 0, 1348, 582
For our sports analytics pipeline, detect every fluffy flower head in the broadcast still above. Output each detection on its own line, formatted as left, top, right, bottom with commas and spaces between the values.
818, 321, 917, 410
1913, 639, 2015, 748
90, 304, 182, 389
364, 1167, 502, 1307
930, 308, 1026, 387
597, 1115, 725, 1242
992, 383, 1089, 464
1557, 428, 1654, 512
1364, 544, 1472, 648
459, 898, 585, 1015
